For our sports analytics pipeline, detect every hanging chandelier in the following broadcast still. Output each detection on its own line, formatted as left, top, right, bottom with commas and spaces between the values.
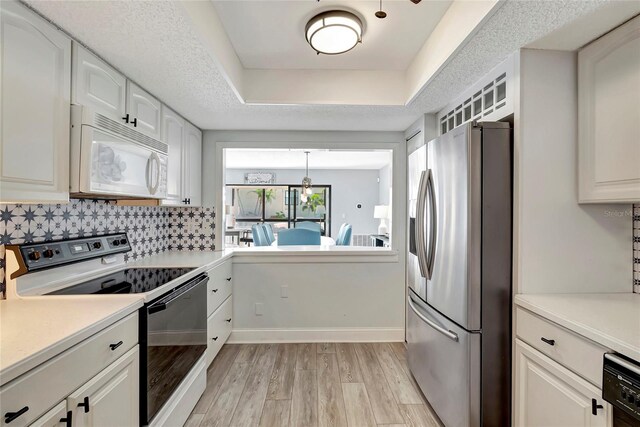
301, 151, 313, 203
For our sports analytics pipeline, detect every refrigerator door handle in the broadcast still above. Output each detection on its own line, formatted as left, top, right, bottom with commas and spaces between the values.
425, 169, 436, 279
416, 170, 429, 279
408, 294, 459, 342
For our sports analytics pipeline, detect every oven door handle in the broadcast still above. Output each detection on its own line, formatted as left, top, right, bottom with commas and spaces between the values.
148, 274, 208, 314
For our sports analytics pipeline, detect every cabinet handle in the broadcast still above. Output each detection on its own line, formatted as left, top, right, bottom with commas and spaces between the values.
131, 118, 138, 127
122, 113, 130, 124
109, 341, 123, 351
540, 337, 555, 346
226, 277, 232, 282
212, 336, 218, 341
212, 289, 218, 293
187, 198, 191, 205
182, 198, 189, 205
78, 396, 90, 413
59, 410, 72, 427
225, 318, 232, 323
591, 398, 603, 415
4, 406, 29, 424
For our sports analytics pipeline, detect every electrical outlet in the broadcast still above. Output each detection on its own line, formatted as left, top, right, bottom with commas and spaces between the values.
281, 285, 288, 298
255, 302, 264, 316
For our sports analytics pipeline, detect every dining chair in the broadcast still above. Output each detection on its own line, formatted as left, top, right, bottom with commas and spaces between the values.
251, 224, 269, 246
277, 228, 321, 246
335, 223, 352, 246
295, 221, 322, 232
262, 223, 276, 245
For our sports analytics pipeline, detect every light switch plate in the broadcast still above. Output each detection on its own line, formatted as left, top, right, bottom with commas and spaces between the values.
281, 285, 288, 298
255, 302, 264, 315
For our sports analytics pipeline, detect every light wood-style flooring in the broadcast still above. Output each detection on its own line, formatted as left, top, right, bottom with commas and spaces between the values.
187, 343, 442, 427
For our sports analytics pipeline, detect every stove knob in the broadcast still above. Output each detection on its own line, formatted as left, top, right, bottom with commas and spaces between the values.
119, 238, 127, 245
93, 241, 102, 249
112, 240, 120, 246
43, 249, 54, 258
28, 251, 41, 261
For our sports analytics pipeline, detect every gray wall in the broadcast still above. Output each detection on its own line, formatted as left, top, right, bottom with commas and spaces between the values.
226, 169, 381, 237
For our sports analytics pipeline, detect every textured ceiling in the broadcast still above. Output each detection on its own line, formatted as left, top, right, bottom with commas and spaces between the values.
212, 0, 452, 70
26, 0, 612, 131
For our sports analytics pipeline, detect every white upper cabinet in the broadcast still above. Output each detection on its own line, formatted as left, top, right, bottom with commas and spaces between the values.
126, 81, 161, 140
0, 1, 71, 204
160, 106, 202, 207
161, 106, 185, 205
578, 15, 640, 203
184, 121, 202, 207
72, 43, 126, 121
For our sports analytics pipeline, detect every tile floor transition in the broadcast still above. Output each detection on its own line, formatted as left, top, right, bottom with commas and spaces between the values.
187, 342, 442, 427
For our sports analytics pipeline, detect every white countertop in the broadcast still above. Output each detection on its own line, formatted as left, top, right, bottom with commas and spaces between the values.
127, 249, 234, 269
515, 293, 640, 361
1, 251, 233, 387
0, 295, 144, 386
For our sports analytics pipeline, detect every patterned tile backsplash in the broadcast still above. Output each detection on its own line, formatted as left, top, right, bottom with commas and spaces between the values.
0, 199, 215, 294
634, 204, 639, 293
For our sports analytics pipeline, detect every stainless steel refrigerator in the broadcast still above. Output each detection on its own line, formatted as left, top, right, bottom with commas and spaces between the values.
407, 121, 512, 427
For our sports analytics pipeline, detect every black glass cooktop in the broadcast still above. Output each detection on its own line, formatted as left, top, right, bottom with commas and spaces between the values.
47, 268, 196, 295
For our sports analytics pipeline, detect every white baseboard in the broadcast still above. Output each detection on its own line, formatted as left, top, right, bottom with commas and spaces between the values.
228, 327, 404, 343
149, 355, 206, 427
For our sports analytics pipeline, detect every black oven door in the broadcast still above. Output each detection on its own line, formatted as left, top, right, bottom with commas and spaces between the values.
140, 273, 208, 425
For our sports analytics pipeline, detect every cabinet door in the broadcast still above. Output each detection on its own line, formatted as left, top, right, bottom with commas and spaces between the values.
72, 43, 126, 121
67, 346, 139, 427
207, 296, 232, 366
578, 15, 640, 202
184, 121, 202, 207
0, 1, 71, 204
126, 82, 161, 140
30, 401, 69, 427
160, 106, 185, 205
514, 340, 612, 427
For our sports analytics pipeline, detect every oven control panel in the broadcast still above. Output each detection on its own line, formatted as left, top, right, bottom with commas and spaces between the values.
6, 233, 132, 275
603, 353, 640, 422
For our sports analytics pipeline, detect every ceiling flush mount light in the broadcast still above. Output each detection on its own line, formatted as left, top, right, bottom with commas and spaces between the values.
301, 151, 313, 203
305, 10, 363, 55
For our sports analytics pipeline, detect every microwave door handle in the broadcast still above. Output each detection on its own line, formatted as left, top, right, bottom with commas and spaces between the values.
415, 170, 429, 279
146, 152, 160, 195
425, 169, 436, 279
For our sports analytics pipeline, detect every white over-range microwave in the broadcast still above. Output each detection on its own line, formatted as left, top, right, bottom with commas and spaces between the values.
70, 105, 168, 199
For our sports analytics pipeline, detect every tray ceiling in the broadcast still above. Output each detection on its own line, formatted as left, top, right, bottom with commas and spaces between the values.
212, 0, 452, 71
24, 0, 630, 131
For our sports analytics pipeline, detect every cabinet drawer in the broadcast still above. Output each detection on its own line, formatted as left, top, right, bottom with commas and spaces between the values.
207, 296, 232, 366
516, 307, 608, 387
207, 260, 233, 317
0, 312, 138, 426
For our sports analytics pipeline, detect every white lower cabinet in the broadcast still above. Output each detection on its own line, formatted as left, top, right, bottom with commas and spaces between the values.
67, 346, 139, 427
515, 339, 612, 427
29, 402, 69, 427
207, 296, 233, 366
206, 260, 233, 366
0, 313, 139, 427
